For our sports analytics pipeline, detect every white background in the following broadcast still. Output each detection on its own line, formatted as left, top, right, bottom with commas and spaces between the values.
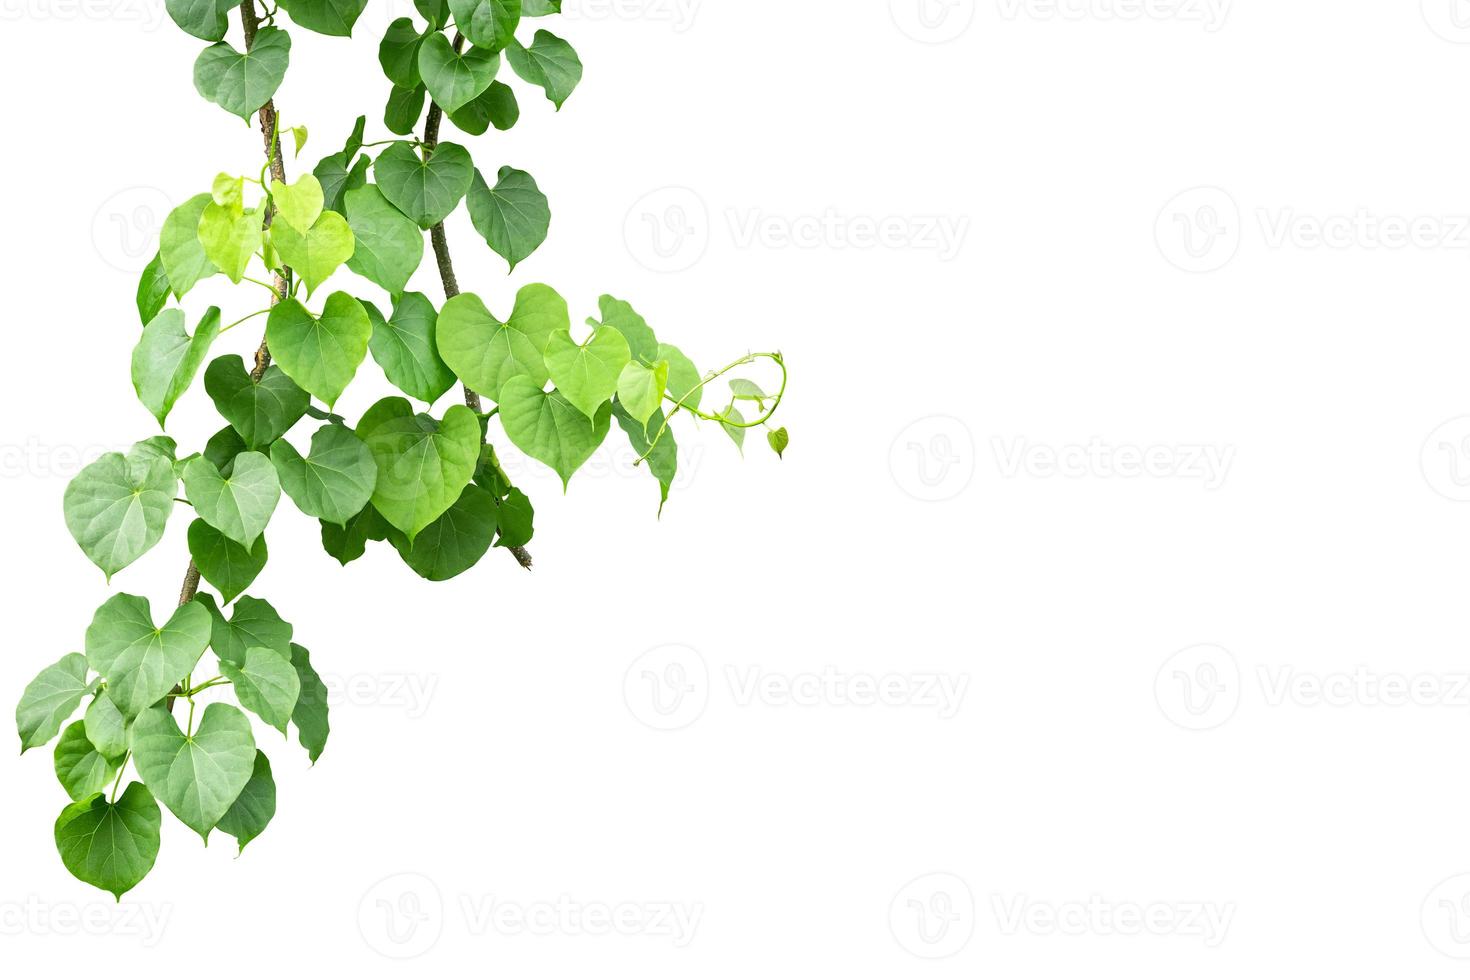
4, 0, 1470, 975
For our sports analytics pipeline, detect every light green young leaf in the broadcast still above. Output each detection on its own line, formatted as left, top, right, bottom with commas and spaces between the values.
466, 166, 549, 272
54, 783, 160, 900
131, 703, 256, 843
595, 295, 658, 362
277, 0, 367, 36
269, 210, 355, 297
271, 423, 378, 526
365, 293, 457, 404
436, 284, 566, 401
84, 595, 211, 720
197, 203, 262, 283
182, 452, 281, 550
290, 644, 330, 763
449, 0, 521, 51
269, 174, 324, 233
418, 33, 500, 113
389, 483, 499, 581
84, 692, 131, 760
217, 750, 276, 853
498, 378, 611, 490
659, 342, 703, 412
506, 29, 582, 109
54, 721, 124, 802
373, 140, 474, 229
719, 403, 746, 454
449, 80, 519, 135
544, 325, 630, 420
160, 194, 218, 300
204, 355, 311, 449
767, 426, 789, 459
196, 27, 292, 122
359, 399, 481, 542
266, 294, 372, 406
290, 125, 309, 157
345, 185, 425, 294
219, 647, 300, 735
188, 519, 268, 604
132, 307, 222, 429
616, 359, 668, 427
17, 653, 95, 754
198, 594, 293, 668
63, 452, 176, 580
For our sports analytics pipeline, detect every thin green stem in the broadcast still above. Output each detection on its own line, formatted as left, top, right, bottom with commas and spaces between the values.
109, 752, 130, 802
185, 698, 196, 738
639, 352, 787, 463
218, 308, 273, 334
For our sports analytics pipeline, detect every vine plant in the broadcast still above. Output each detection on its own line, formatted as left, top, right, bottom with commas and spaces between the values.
15, 0, 788, 899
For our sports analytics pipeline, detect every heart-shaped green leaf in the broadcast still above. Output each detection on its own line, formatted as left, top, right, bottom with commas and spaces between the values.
290, 644, 330, 763
271, 423, 378, 525
418, 32, 500, 113
277, 0, 367, 36
373, 140, 474, 229
385, 82, 429, 135
498, 377, 611, 490
188, 518, 268, 604
616, 359, 669, 427
204, 355, 310, 449
593, 295, 659, 363
198, 594, 293, 668
217, 750, 276, 853
493, 486, 535, 549
64, 450, 176, 580
195, 26, 292, 122
219, 647, 300, 735
131, 703, 256, 842
84, 594, 212, 720
315, 150, 371, 214
544, 325, 630, 420
659, 343, 704, 412
54, 783, 161, 900
379, 17, 426, 88
345, 185, 425, 294
54, 721, 125, 802
266, 294, 372, 406
467, 166, 549, 272
17, 653, 95, 754
269, 209, 355, 298
390, 483, 499, 581
436, 284, 567, 402
365, 293, 456, 404
359, 398, 482, 542
506, 29, 581, 110
160, 194, 218, 300
183, 452, 281, 549
166, 0, 236, 41
320, 504, 390, 566
448, 0, 521, 51
269, 174, 325, 233
197, 202, 262, 283
84, 692, 131, 760
132, 307, 222, 429
612, 402, 678, 513
450, 80, 519, 135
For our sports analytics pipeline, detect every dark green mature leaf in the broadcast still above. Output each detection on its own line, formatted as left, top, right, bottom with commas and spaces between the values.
418, 33, 500, 113
595, 295, 659, 363
359, 398, 482, 541
449, 0, 521, 51
137, 252, 171, 326
64, 452, 176, 580
54, 783, 161, 899
467, 167, 549, 272
449, 81, 519, 135
379, 18, 426, 88
219, 647, 300, 735
290, 644, 329, 763
217, 751, 276, 853
544, 324, 630, 420
315, 151, 371, 214
160, 194, 217, 300
506, 29, 581, 109
613, 401, 677, 512
17, 654, 94, 754
84, 692, 131, 760
182, 452, 281, 550
436, 284, 567, 401
320, 504, 390, 565
132, 307, 222, 429
494, 487, 535, 548
365, 293, 457, 404
198, 594, 293, 667
196, 27, 292, 122
384, 83, 429, 136
390, 483, 499, 581
84, 595, 211, 720
204, 425, 248, 476
188, 519, 268, 604
277, 0, 367, 36
271, 424, 377, 526
523, 0, 560, 13
132, 703, 256, 842
416, 0, 451, 27
498, 379, 611, 490
266, 294, 372, 407
374, 141, 474, 229
54, 721, 124, 802
345, 185, 425, 294
204, 356, 310, 449
166, 0, 235, 41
